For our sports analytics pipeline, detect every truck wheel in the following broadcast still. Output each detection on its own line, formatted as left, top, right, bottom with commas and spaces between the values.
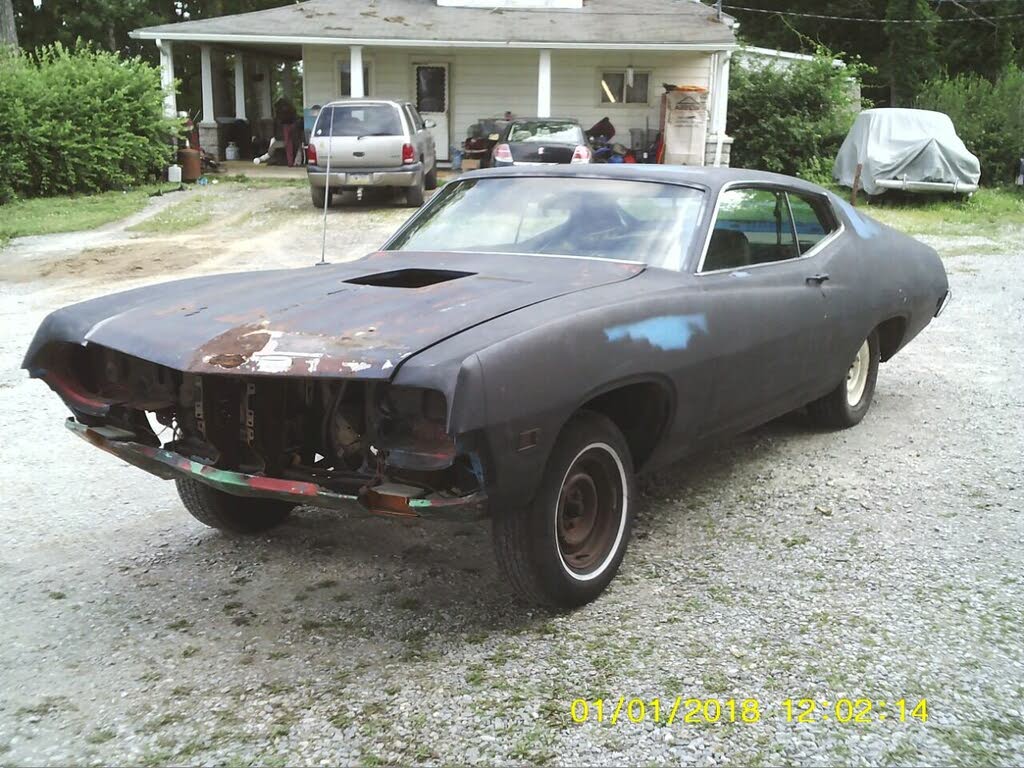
311, 186, 329, 208
405, 176, 425, 207
175, 478, 294, 534
492, 411, 635, 610
808, 330, 880, 429
424, 164, 438, 191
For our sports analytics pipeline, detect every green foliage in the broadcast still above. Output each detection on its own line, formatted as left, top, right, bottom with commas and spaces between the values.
728, 50, 864, 181
917, 66, 1024, 186
0, 43, 180, 201
883, 0, 939, 106
724, 0, 1024, 107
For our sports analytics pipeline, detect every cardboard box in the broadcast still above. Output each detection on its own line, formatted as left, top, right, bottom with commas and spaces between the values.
461, 158, 481, 171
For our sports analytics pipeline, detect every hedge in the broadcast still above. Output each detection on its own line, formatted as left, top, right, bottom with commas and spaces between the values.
728, 50, 865, 183
916, 66, 1024, 186
0, 44, 180, 203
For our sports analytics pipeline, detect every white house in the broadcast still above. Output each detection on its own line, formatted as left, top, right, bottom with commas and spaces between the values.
131, 0, 738, 165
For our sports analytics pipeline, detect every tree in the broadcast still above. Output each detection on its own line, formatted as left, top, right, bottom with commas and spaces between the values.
1, 0, 17, 47
715, 0, 1024, 105
884, 0, 939, 105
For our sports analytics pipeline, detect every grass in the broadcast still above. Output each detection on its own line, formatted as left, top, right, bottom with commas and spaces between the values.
0, 184, 182, 247
129, 192, 215, 234
858, 186, 1024, 236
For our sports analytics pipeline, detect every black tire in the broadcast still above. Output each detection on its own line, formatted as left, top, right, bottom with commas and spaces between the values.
405, 175, 425, 207
175, 478, 294, 534
424, 164, 438, 191
807, 329, 880, 429
311, 185, 328, 208
492, 411, 635, 610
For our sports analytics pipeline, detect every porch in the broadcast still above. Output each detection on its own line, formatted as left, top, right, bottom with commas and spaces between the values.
130, 0, 738, 167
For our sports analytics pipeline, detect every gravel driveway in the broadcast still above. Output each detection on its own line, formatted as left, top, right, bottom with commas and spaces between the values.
1, 185, 1021, 766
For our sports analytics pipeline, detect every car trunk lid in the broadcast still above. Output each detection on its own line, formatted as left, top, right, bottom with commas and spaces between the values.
509, 143, 576, 164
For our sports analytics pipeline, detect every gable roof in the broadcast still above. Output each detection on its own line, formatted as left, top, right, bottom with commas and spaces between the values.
131, 0, 737, 50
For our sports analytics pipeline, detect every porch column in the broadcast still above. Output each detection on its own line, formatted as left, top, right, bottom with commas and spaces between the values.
257, 58, 273, 118
200, 44, 215, 124
281, 63, 294, 102
234, 52, 246, 120
709, 50, 731, 167
711, 51, 731, 135
156, 39, 176, 117
350, 45, 364, 97
537, 49, 552, 118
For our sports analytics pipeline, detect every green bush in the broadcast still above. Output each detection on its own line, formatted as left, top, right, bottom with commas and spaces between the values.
728, 50, 864, 182
0, 43, 180, 202
916, 66, 1024, 186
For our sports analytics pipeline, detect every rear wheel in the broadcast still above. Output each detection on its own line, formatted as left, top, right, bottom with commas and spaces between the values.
405, 175, 425, 207
808, 330, 880, 429
424, 164, 438, 191
310, 185, 329, 208
492, 412, 635, 610
176, 478, 294, 534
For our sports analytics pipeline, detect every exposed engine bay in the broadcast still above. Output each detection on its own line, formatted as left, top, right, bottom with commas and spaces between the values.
39, 343, 485, 513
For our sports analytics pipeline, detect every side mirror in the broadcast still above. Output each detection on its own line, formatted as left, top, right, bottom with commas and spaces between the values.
424, 119, 436, 129
488, 133, 500, 141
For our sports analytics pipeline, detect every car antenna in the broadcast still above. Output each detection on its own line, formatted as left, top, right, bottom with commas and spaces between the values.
317, 105, 335, 266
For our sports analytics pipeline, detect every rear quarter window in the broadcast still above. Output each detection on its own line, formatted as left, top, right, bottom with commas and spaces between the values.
787, 192, 839, 254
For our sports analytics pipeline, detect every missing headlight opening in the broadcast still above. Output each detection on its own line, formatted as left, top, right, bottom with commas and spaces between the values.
44, 343, 482, 511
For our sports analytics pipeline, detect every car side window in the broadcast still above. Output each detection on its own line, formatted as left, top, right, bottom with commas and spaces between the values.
407, 104, 426, 130
787, 192, 836, 254
701, 187, 799, 273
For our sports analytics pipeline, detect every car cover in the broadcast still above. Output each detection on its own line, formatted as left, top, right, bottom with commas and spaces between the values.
833, 108, 981, 195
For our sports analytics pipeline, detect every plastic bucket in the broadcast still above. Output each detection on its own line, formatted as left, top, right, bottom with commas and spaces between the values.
167, 164, 182, 183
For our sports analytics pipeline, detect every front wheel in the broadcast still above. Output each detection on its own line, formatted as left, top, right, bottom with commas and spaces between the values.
492, 412, 635, 610
176, 479, 294, 534
807, 330, 880, 429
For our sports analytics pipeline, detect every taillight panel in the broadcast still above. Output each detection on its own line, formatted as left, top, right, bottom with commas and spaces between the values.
402, 143, 416, 165
571, 145, 592, 164
493, 144, 513, 163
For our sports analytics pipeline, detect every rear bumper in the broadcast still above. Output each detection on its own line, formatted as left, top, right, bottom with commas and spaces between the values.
307, 163, 423, 188
67, 419, 485, 521
875, 178, 978, 194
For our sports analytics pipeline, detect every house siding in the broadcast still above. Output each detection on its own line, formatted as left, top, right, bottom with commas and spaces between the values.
302, 45, 712, 149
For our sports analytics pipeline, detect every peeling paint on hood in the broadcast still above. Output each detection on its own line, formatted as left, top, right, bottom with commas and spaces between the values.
23, 250, 644, 380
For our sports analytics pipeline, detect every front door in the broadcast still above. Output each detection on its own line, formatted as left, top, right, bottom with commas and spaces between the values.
414, 63, 449, 162
695, 185, 834, 436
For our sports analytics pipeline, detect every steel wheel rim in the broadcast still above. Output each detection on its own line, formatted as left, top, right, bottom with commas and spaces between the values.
846, 340, 870, 407
555, 443, 628, 581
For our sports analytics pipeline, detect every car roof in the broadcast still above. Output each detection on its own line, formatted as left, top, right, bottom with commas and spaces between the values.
457, 164, 831, 195
506, 117, 581, 123
320, 99, 405, 107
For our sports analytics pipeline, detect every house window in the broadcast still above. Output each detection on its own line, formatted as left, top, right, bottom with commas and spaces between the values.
600, 70, 649, 104
339, 62, 371, 97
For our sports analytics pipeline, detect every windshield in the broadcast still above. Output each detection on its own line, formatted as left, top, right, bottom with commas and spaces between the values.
386, 177, 704, 269
506, 120, 584, 144
314, 105, 403, 137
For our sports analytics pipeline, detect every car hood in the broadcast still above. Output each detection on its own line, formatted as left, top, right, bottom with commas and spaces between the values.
24, 250, 644, 380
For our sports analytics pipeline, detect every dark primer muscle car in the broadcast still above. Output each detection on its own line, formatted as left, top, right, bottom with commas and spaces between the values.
23, 166, 950, 609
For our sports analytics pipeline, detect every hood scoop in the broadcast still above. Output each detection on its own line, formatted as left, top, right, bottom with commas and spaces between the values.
344, 268, 474, 288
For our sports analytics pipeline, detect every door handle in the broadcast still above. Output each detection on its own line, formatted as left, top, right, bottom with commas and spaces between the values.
806, 273, 830, 285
